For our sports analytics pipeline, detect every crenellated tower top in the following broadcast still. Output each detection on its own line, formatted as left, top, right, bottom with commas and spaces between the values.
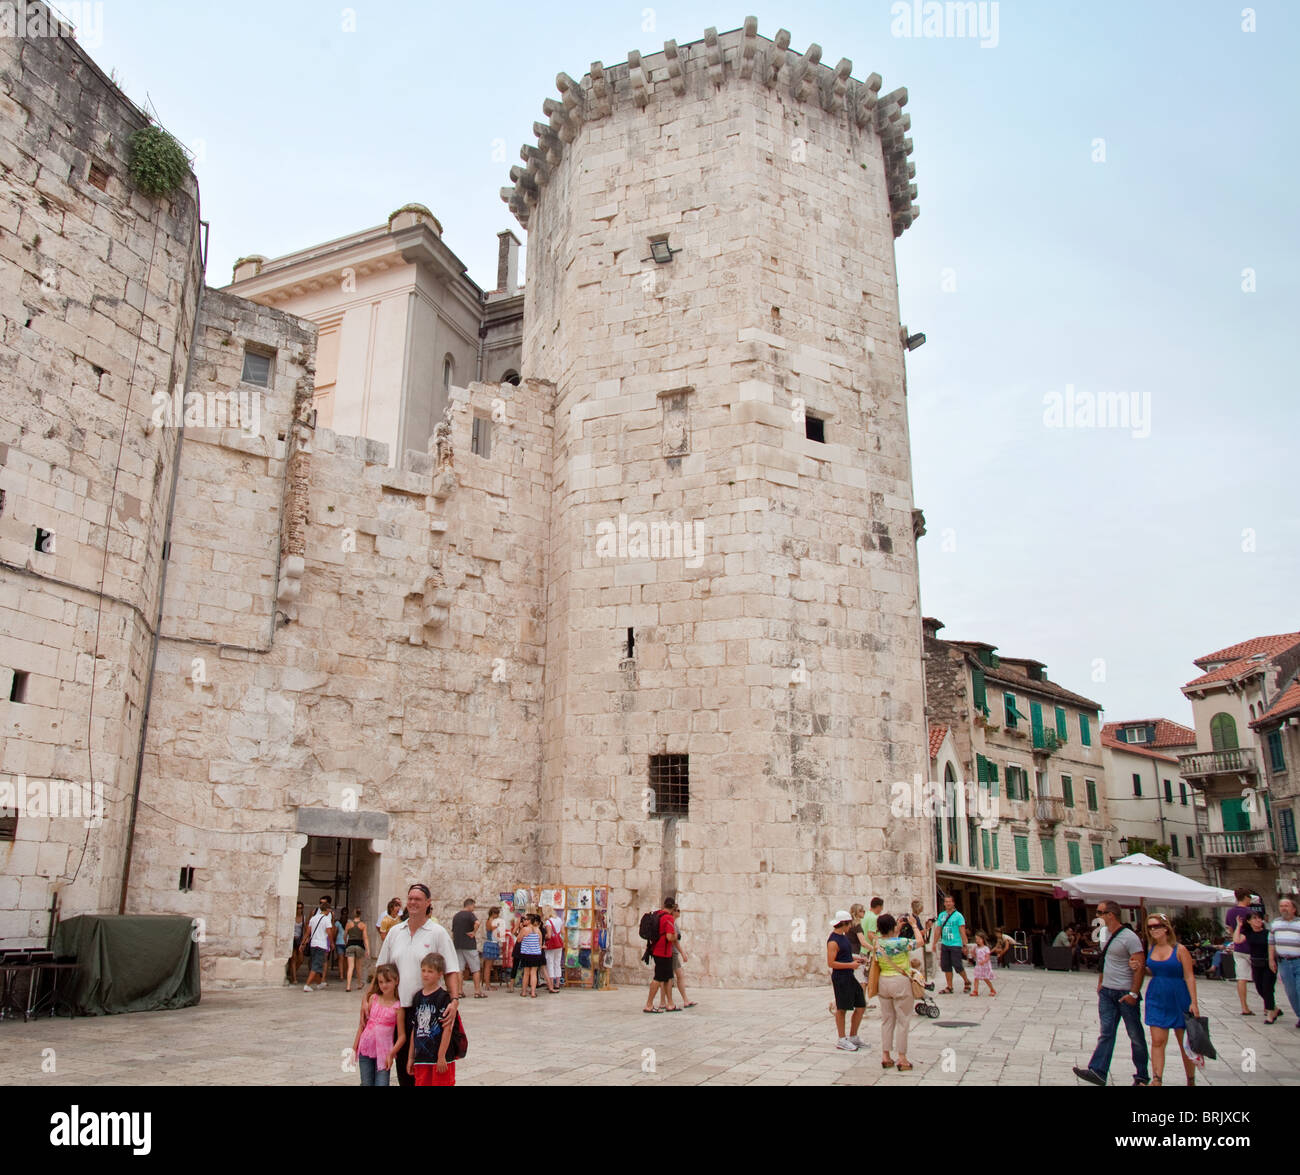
500, 16, 918, 238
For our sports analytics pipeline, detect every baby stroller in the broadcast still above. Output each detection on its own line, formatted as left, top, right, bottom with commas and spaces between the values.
911, 967, 940, 1019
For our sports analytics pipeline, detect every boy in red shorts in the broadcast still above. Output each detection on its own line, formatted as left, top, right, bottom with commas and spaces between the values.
406, 953, 457, 1086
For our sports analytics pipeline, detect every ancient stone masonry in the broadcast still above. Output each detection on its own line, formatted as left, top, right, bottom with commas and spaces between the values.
5, 10, 933, 989
501, 18, 919, 239
0, 5, 204, 939
513, 17, 933, 985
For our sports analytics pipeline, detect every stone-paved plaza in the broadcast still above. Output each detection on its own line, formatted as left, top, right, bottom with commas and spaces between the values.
3, 966, 1298, 1087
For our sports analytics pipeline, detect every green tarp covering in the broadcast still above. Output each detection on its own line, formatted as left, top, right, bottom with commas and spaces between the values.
52, 915, 201, 1015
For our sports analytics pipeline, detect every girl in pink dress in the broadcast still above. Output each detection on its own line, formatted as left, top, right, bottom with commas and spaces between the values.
970, 933, 997, 997
353, 963, 406, 1085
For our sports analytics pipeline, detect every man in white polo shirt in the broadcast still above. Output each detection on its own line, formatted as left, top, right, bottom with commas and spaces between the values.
1270, 895, 1300, 1029
377, 883, 463, 1087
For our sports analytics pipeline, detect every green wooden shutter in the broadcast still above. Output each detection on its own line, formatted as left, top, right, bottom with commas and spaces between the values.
972, 666, 987, 716
1055, 706, 1068, 739
1014, 835, 1029, 872
1004, 693, 1018, 729
1061, 775, 1074, 807
968, 821, 979, 866
988, 762, 999, 798
1091, 843, 1104, 870
1031, 702, 1044, 748
1067, 840, 1082, 875
1086, 779, 1098, 810
976, 754, 988, 785
1040, 837, 1058, 874
981, 828, 991, 869
1210, 712, 1238, 751
1080, 714, 1092, 746
1163, 779, 1173, 803
991, 833, 1000, 871
1220, 797, 1248, 832
1268, 730, 1286, 772
1170, 837, 1179, 857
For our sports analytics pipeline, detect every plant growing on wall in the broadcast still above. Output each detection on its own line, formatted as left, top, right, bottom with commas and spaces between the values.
127, 125, 190, 198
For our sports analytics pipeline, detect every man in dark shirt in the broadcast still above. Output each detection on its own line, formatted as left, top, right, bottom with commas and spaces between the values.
451, 898, 484, 999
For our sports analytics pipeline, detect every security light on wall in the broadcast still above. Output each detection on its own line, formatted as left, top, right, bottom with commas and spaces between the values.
905, 332, 927, 351
645, 239, 677, 264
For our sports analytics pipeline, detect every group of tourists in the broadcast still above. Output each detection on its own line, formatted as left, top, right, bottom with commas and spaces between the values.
1074, 893, 1300, 1087
288, 897, 373, 992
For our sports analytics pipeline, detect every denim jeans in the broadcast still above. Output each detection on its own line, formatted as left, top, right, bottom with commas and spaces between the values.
1278, 957, 1300, 1021
1087, 987, 1149, 1082
358, 1054, 390, 1086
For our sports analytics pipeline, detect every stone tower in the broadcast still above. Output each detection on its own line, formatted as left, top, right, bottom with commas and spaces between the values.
502, 19, 931, 985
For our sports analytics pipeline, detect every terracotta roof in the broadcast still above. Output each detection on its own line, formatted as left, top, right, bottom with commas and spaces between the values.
928, 723, 949, 760
1099, 732, 1180, 764
1185, 632, 1300, 689
1101, 719, 1196, 749
983, 667, 1102, 712
1251, 678, 1300, 728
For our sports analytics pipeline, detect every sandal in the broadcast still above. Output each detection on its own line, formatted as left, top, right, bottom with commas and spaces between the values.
881, 1059, 895, 1069
642, 1007, 663, 1014
664, 1005, 681, 1012
682, 1001, 698, 1008
897, 1061, 913, 1072
1241, 1010, 1256, 1016
1149, 1077, 1162, 1086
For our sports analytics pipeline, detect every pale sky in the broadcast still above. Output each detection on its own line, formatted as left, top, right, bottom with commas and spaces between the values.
80, 1, 1299, 724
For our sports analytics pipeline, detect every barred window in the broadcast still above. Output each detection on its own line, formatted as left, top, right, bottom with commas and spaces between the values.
648, 754, 689, 817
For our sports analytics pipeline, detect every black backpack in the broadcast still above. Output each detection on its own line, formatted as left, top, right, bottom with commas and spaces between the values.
444, 1010, 468, 1061
639, 910, 663, 962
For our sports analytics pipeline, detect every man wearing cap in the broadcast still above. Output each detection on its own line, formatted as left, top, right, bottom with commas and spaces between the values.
828, 910, 868, 1051
376, 883, 462, 1086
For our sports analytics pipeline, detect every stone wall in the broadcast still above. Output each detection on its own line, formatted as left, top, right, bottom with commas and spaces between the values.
0, 4, 202, 942
517, 23, 931, 986
131, 369, 553, 981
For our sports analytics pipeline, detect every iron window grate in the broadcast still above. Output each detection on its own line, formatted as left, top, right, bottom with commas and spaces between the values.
648, 754, 689, 817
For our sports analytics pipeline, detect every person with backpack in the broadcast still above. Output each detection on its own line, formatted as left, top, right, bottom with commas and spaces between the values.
1072, 900, 1150, 1087
406, 953, 465, 1086
641, 897, 679, 1012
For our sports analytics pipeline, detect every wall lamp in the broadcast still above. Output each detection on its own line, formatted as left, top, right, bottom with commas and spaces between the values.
645, 240, 678, 264
905, 332, 926, 351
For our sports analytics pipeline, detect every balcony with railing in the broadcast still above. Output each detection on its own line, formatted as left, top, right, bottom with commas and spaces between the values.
1202, 828, 1276, 859
1178, 747, 1258, 782
1035, 797, 1065, 825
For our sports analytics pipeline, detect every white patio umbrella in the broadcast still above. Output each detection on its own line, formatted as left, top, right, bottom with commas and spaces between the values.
1055, 852, 1237, 906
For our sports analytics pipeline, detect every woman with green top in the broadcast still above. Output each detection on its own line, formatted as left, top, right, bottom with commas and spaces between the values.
874, 913, 921, 1071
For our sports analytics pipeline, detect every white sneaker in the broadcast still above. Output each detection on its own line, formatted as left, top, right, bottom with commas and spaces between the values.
849, 1035, 867, 1049
319, 982, 327, 989
304, 985, 313, 993
836, 1037, 859, 1051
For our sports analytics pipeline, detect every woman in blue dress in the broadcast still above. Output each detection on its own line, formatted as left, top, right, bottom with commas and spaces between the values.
1142, 912, 1201, 1086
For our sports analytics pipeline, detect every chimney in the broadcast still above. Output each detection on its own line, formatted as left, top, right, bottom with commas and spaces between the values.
496, 230, 520, 293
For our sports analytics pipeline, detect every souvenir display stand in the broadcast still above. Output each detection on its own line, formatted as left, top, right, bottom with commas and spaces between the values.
499, 883, 613, 990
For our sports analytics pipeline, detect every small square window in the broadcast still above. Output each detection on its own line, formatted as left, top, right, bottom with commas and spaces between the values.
471, 413, 491, 458
648, 754, 689, 817
804, 414, 825, 443
178, 866, 195, 892
9, 670, 29, 704
241, 349, 273, 387
0, 806, 16, 841
88, 161, 111, 191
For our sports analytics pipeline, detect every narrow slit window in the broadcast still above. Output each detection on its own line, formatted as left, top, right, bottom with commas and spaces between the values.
471, 413, 491, 458
625, 628, 635, 659
9, 671, 29, 704
178, 866, 195, 892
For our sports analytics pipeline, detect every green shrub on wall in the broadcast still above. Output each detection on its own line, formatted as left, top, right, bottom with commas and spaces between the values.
127, 125, 190, 198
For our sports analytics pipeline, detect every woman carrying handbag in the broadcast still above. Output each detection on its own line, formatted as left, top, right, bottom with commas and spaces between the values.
1142, 912, 1201, 1086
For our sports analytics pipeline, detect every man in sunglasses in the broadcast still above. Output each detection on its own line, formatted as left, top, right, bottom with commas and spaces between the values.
1072, 900, 1149, 1087
376, 883, 463, 1087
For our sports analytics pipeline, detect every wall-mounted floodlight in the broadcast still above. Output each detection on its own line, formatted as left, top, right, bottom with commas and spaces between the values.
905, 332, 926, 351
646, 239, 678, 264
